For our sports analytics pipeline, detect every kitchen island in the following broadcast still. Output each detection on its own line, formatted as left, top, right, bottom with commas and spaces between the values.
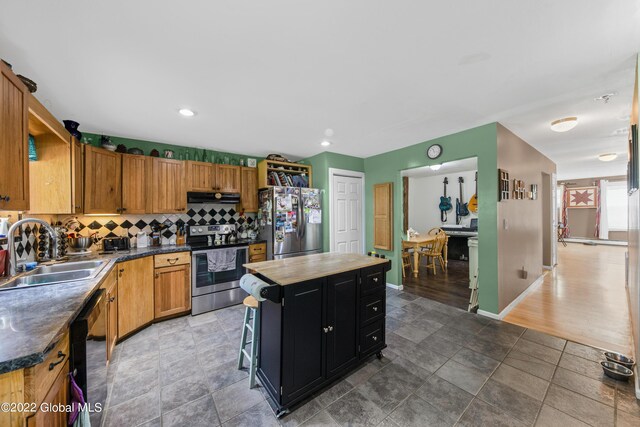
244, 252, 391, 416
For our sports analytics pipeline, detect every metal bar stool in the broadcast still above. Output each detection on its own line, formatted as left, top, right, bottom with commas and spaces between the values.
237, 295, 260, 388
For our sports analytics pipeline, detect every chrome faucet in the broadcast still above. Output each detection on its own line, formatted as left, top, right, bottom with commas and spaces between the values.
7, 218, 58, 276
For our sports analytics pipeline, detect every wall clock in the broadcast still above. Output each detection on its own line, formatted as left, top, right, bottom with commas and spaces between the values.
427, 144, 442, 159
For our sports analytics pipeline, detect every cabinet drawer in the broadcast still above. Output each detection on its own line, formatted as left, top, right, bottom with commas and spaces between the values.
249, 254, 266, 263
25, 333, 70, 406
360, 319, 385, 355
154, 252, 190, 268
249, 243, 266, 255
361, 267, 385, 295
361, 292, 385, 325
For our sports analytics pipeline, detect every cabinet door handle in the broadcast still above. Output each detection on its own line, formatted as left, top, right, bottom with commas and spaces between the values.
372, 306, 378, 312
49, 351, 66, 371
328, 326, 333, 332
108, 296, 116, 303
0, 195, 10, 202
372, 336, 378, 341
119, 268, 124, 277
373, 277, 379, 283
323, 327, 328, 333
167, 257, 179, 265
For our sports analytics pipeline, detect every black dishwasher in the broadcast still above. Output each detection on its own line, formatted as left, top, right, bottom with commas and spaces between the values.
70, 288, 107, 427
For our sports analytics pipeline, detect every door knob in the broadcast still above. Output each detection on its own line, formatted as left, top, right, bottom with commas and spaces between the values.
372, 306, 378, 312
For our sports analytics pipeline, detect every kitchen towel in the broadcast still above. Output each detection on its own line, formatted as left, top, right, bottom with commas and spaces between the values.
207, 248, 237, 272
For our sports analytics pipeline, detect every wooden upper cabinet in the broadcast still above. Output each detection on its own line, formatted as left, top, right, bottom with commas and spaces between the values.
122, 154, 152, 214
240, 167, 258, 212
152, 158, 186, 213
0, 60, 29, 211
186, 161, 215, 192
71, 138, 84, 213
216, 164, 241, 193
373, 182, 393, 250
84, 146, 122, 214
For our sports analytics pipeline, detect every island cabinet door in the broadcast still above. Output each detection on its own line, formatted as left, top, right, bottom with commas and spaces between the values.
281, 279, 326, 404
325, 271, 359, 378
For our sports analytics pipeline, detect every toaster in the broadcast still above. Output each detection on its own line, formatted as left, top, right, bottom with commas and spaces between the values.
102, 236, 131, 252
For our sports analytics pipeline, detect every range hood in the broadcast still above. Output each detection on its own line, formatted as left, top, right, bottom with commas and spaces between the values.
187, 192, 241, 204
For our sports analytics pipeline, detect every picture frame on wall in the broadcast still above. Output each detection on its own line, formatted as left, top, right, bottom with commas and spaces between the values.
629, 124, 638, 194
567, 186, 598, 209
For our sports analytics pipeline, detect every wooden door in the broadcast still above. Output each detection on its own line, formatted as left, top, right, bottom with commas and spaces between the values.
0, 61, 29, 210
216, 165, 241, 192
104, 269, 118, 361
117, 257, 154, 337
154, 264, 191, 319
84, 146, 122, 214
373, 182, 393, 250
240, 167, 258, 212
325, 272, 359, 377
152, 158, 186, 213
26, 360, 69, 427
122, 154, 152, 214
186, 161, 215, 192
71, 138, 84, 213
282, 279, 325, 404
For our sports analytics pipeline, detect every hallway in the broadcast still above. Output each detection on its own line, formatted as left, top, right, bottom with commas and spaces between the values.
504, 242, 633, 355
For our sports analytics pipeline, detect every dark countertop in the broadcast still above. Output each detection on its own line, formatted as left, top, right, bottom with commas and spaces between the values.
0, 245, 193, 375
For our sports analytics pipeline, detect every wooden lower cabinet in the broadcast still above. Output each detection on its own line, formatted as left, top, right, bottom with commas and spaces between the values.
117, 257, 154, 338
249, 242, 267, 263
104, 269, 118, 361
26, 360, 69, 427
154, 264, 191, 319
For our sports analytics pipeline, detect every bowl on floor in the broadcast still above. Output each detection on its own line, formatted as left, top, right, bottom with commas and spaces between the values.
601, 361, 633, 381
603, 351, 635, 369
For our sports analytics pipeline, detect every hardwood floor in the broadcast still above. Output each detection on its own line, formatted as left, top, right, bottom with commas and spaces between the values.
402, 259, 471, 310
504, 242, 633, 355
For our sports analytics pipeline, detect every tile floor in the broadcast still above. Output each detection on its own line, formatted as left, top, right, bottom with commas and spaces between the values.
102, 288, 640, 426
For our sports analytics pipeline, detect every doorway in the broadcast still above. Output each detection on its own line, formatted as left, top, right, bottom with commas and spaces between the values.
329, 168, 365, 254
401, 157, 478, 310
542, 172, 552, 267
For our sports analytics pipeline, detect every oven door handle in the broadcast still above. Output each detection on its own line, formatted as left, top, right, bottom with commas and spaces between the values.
192, 246, 249, 255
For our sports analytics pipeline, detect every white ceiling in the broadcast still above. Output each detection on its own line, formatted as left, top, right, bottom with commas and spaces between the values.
1, 1, 638, 179
402, 157, 477, 178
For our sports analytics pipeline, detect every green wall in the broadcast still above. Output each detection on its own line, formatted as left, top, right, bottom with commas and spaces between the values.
363, 123, 500, 314
82, 132, 264, 165
305, 152, 365, 250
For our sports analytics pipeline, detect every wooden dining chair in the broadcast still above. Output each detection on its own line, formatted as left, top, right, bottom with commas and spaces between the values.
401, 240, 414, 278
419, 232, 447, 275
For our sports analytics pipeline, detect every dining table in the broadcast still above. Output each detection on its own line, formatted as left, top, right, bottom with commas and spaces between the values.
404, 233, 449, 278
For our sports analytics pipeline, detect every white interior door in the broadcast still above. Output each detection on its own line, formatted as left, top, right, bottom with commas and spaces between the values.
332, 174, 363, 253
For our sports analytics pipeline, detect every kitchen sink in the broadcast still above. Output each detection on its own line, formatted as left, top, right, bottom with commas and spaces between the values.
0, 259, 108, 290
12, 270, 94, 286
32, 260, 105, 275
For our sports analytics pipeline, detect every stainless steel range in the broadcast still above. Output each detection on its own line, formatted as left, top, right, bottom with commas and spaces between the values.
187, 224, 249, 314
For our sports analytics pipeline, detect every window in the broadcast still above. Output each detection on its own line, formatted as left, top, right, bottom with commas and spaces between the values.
606, 181, 628, 231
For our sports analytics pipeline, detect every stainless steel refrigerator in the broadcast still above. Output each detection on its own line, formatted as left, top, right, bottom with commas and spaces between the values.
257, 187, 323, 259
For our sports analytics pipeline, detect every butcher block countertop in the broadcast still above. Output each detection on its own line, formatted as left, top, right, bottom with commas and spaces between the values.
243, 252, 390, 285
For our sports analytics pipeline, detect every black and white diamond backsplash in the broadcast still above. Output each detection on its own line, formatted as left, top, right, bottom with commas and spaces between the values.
0, 225, 39, 263
74, 204, 255, 247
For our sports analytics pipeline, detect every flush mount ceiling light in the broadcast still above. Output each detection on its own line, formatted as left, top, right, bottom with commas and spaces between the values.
178, 108, 196, 117
594, 92, 617, 103
321, 140, 332, 147
598, 153, 618, 162
550, 117, 578, 132
430, 164, 442, 171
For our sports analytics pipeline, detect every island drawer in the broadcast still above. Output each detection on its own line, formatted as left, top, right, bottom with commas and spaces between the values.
361, 266, 385, 295
360, 319, 385, 355
360, 291, 385, 325
154, 252, 190, 268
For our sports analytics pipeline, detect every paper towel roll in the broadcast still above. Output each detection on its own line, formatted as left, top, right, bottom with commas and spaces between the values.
240, 274, 270, 302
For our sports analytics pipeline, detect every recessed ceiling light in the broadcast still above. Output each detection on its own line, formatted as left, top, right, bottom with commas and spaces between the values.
598, 153, 618, 162
430, 164, 442, 171
324, 128, 334, 137
550, 117, 578, 132
179, 108, 196, 117
321, 140, 331, 147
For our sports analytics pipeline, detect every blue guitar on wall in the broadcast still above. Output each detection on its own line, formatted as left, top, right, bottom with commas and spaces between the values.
456, 176, 470, 224
439, 177, 452, 222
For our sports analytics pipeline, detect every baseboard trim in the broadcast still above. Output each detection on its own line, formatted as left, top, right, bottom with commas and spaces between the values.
543, 265, 553, 270
564, 238, 627, 247
386, 283, 403, 290
477, 273, 546, 320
